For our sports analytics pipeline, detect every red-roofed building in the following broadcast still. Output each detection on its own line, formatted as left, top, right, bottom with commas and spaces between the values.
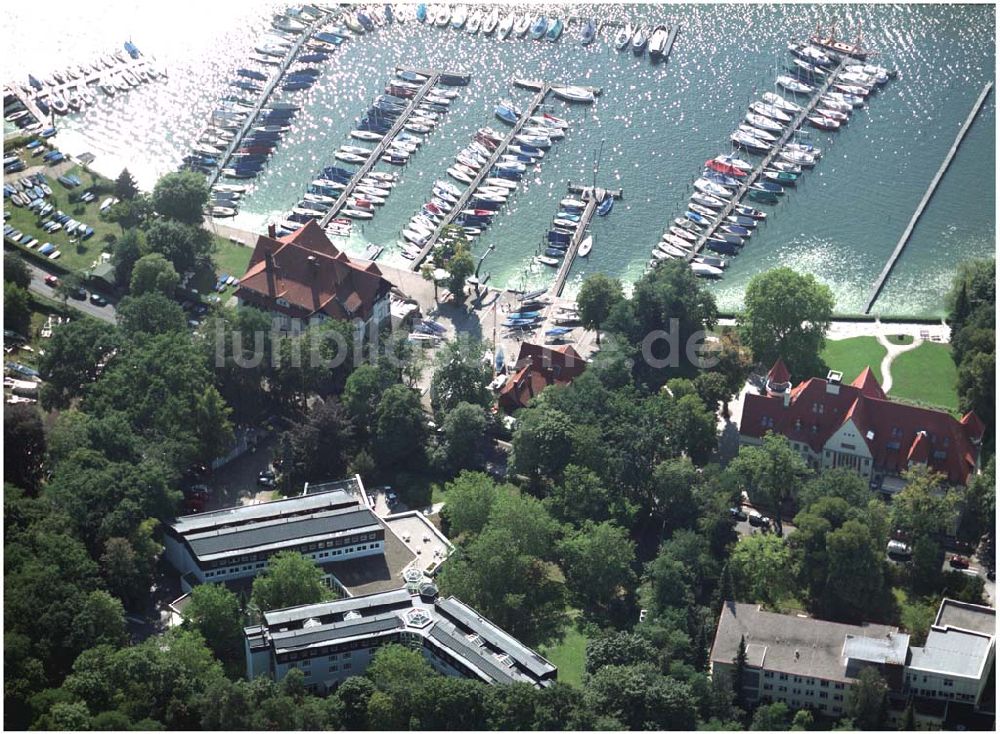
497, 342, 587, 413
740, 363, 985, 490
236, 221, 394, 338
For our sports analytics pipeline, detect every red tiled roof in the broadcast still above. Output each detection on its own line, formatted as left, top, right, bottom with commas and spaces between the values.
851, 367, 886, 400
236, 221, 391, 323
497, 342, 587, 413
740, 372, 983, 485
767, 359, 791, 385
960, 411, 986, 442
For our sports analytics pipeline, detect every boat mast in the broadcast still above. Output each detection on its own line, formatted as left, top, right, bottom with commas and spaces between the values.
592, 137, 605, 189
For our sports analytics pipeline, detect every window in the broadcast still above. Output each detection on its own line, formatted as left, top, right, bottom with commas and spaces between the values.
834, 683, 845, 690
819, 692, 828, 700
763, 684, 773, 691
834, 694, 843, 702
777, 686, 787, 693
944, 679, 954, 687
764, 672, 773, 679
793, 676, 802, 683
891, 426, 902, 437
329, 664, 338, 671
820, 680, 829, 688
344, 662, 352, 670
779, 674, 788, 681
761, 416, 774, 428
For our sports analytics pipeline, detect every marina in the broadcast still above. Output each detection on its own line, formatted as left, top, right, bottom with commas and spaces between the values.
203, 12, 325, 190
679, 50, 853, 266
4, 3, 994, 317
406, 81, 557, 269
549, 187, 605, 296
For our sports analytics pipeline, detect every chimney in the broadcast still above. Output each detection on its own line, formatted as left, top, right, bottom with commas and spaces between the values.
783, 391, 791, 408
268, 223, 276, 239
826, 370, 843, 395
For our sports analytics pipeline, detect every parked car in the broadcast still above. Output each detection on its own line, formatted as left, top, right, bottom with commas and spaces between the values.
70, 285, 87, 300
886, 540, 913, 559
258, 469, 276, 488
181, 484, 209, 513
748, 514, 771, 528
729, 507, 748, 522
89, 292, 108, 307
44, 274, 59, 287
949, 555, 971, 570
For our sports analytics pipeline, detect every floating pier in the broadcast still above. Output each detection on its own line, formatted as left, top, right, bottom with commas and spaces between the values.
207, 21, 322, 189
317, 69, 446, 227
686, 53, 851, 260
550, 185, 622, 297
864, 81, 993, 314
407, 82, 555, 270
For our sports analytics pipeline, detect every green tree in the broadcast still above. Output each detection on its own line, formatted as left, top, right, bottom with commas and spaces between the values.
38, 318, 119, 410
510, 405, 574, 481
373, 384, 427, 468
129, 252, 179, 296
585, 663, 698, 731
4, 283, 31, 336
899, 702, 916, 731
111, 229, 145, 287
585, 631, 657, 674
558, 521, 636, 611
184, 584, 245, 671
891, 467, 960, 543
824, 519, 886, 622
71, 589, 127, 651
342, 363, 395, 434
958, 457, 995, 545
276, 399, 355, 489
666, 392, 719, 465
733, 634, 748, 708
429, 338, 491, 418
799, 467, 871, 510
441, 401, 488, 470
440, 471, 501, 539
116, 292, 187, 337
729, 433, 809, 535
114, 167, 139, 200
145, 219, 213, 273
738, 267, 835, 380
544, 464, 619, 527
576, 273, 623, 345
4, 252, 32, 289
152, 170, 209, 224
106, 195, 153, 233
335, 676, 375, 729
651, 457, 699, 530
4, 403, 46, 493
251, 551, 331, 614
791, 709, 815, 730
846, 667, 888, 730
693, 369, 733, 416
446, 241, 475, 303
750, 701, 790, 730
729, 533, 792, 606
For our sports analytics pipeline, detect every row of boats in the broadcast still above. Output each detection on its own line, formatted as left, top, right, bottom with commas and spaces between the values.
612, 24, 673, 60
271, 69, 464, 236
416, 5, 568, 43
19, 44, 165, 117
397, 103, 573, 263
532, 189, 612, 269
184, 5, 338, 217
650, 39, 896, 279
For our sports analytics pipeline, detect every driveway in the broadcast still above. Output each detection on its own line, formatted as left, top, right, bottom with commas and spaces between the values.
22, 258, 117, 324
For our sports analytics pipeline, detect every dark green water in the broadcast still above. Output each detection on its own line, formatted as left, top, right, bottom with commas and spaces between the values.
26, 3, 995, 315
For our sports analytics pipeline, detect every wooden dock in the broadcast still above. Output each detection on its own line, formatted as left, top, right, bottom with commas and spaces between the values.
407, 82, 555, 270
662, 25, 680, 63
863, 82, 993, 314
685, 53, 851, 261
207, 21, 323, 189
317, 69, 445, 227
549, 187, 609, 297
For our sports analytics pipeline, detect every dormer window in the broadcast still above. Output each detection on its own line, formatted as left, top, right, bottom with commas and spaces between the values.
891, 426, 902, 437
276, 297, 290, 308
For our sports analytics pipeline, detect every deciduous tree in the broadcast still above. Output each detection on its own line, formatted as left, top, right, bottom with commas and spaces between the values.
577, 273, 623, 345
251, 552, 331, 614
152, 171, 209, 224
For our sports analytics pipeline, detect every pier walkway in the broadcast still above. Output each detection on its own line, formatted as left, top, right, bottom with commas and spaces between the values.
208, 21, 323, 189
687, 53, 850, 260
550, 193, 598, 297
407, 82, 554, 270
863, 82, 993, 313
318, 69, 445, 227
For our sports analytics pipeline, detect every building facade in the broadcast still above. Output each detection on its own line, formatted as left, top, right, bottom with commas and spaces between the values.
244, 588, 558, 692
236, 220, 393, 340
163, 486, 383, 593
741, 362, 985, 492
710, 600, 996, 726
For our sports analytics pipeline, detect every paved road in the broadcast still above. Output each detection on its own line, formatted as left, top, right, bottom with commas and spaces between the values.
23, 259, 117, 324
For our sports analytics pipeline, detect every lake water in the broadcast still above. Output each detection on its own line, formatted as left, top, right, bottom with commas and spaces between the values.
5, 2, 995, 316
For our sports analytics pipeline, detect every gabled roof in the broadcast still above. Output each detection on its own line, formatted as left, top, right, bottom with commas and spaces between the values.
767, 359, 791, 385
740, 370, 983, 485
236, 221, 391, 322
960, 411, 986, 442
851, 366, 885, 399
497, 342, 586, 413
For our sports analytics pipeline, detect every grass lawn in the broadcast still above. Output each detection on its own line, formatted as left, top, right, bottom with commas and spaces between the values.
539, 610, 589, 687
821, 336, 887, 384
6, 164, 121, 274
889, 342, 959, 412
